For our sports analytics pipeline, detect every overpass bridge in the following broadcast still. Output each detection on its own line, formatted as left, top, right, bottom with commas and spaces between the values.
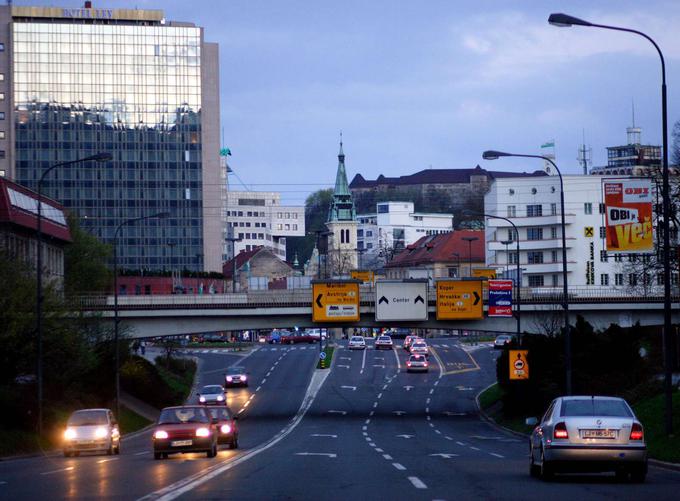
75, 286, 680, 338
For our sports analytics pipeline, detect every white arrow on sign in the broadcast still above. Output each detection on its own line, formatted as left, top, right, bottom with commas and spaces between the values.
327, 410, 347, 415
396, 434, 414, 439
403, 386, 414, 391
295, 452, 337, 458
340, 385, 357, 391
310, 434, 338, 438
429, 453, 458, 459
393, 411, 407, 416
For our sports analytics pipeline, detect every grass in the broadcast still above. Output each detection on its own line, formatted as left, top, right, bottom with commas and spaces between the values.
156, 362, 196, 406
460, 335, 496, 343
632, 389, 680, 463
478, 383, 536, 436
119, 405, 152, 435
317, 346, 335, 369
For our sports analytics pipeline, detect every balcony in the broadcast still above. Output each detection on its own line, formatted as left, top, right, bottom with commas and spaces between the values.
486, 214, 576, 227
488, 238, 576, 251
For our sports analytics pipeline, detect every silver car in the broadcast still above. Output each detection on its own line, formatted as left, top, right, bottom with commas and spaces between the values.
374, 335, 393, 350
198, 384, 226, 405
63, 408, 121, 457
406, 354, 429, 372
348, 336, 366, 350
527, 396, 647, 482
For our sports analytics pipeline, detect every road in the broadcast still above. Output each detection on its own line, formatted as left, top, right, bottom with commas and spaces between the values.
1, 338, 678, 500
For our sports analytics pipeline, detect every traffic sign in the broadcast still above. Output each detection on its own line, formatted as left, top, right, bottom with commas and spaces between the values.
509, 350, 529, 380
435, 280, 483, 320
472, 268, 497, 279
375, 280, 428, 321
351, 270, 375, 283
312, 281, 360, 322
488, 279, 513, 317
319, 351, 327, 360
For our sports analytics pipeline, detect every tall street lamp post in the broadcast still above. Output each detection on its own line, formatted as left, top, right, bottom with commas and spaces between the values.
501, 240, 512, 276
483, 150, 570, 392
462, 236, 479, 277
225, 237, 241, 292
452, 252, 461, 278
113, 211, 169, 419
548, 11, 674, 434
35, 151, 112, 435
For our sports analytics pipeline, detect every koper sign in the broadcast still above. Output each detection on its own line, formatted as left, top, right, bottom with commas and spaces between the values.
488, 280, 513, 317
435, 280, 483, 320
375, 280, 428, 322
603, 179, 653, 253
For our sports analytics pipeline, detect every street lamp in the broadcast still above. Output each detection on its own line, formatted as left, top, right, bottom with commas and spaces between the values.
461, 236, 479, 277
35, 151, 112, 435
483, 149, 571, 393
500, 240, 512, 276
225, 236, 241, 292
113, 211, 170, 420
549, 10, 675, 435
452, 252, 461, 278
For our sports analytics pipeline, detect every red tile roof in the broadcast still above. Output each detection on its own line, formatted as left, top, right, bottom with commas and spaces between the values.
385, 230, 485, 268
222, 246, 264, 278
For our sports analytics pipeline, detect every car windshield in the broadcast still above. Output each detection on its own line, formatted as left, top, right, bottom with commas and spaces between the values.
351, 337, 363, 341
560, 399, 633, 418
158, 407, 210, 425
379, 336, 390, 341
229, 367, 246, 374
201, 385, 223, 394
67, 410, 108, 426
410, 355, 424, 361
209, 407, 232, 420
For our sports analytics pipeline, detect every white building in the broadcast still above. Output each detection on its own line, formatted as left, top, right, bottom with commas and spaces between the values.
357, 201, 453, 267
483, 175, 672, 290
225, 191, 304, 261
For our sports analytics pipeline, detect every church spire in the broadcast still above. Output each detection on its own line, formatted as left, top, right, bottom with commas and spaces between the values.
328, 135, 356, 222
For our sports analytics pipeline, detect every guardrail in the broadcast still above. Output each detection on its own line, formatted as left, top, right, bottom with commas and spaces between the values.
69, 285, 679, 311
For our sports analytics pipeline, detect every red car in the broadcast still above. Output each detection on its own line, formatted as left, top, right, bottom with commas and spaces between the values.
152, 406, 218, 459
208, 407, 239, 448
280, 332, 317, 345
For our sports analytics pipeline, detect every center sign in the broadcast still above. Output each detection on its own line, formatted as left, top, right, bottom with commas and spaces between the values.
312, 280, 360, 322
375, 280, 428, 322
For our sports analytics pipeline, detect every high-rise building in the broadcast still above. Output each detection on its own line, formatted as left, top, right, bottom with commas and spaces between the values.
0, 4, 223, 272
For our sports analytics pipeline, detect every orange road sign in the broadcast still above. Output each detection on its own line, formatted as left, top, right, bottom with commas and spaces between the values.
509, 350, 529, 380
312, 281, 360, 322
435, 280, 483, 320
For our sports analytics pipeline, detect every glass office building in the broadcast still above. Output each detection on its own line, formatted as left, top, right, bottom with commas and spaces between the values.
0, 5, 223, 273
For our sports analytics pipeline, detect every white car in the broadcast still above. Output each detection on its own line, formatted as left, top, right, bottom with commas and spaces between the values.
63, 408, 120, 457
198, 384, 226, 405
348, 336, 366, 350
374, 335, 393, 350
410, 341, 429, 357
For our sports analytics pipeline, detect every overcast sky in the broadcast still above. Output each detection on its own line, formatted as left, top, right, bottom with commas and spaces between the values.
17, 0, 680, 204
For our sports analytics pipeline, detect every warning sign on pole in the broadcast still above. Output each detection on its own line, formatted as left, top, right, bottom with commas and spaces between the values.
509, 350, 529, 380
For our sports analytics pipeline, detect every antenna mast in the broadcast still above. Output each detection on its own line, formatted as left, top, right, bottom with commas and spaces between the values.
577, 129, 592, 175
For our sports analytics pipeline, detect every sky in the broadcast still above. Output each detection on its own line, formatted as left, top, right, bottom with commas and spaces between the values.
15, 0, 680, 204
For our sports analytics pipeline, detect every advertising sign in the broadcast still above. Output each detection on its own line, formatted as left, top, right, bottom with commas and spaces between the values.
435, 280, 483, 320
603, 179, 653, 253
312, 281, 360, 322
375, 280, 428, 321
350, 270, 375, 283
472, 268, 497, 279
488, 280, 513, 317
509, 350, 529, 380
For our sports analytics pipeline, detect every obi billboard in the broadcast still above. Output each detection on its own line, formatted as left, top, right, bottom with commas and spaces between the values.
603, 179, 654, 253
488, 279, 513, 317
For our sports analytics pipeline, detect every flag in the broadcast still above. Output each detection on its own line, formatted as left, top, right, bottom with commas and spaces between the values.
541, 141, 555, 149
220, 148, 232, 156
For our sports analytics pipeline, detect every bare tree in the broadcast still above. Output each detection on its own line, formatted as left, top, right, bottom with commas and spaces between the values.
530, 303, 564, 337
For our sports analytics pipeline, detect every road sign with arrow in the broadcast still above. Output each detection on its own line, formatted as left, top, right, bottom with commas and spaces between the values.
435, 279, 483, 320
312, 281, 360, 322
375, 280, 428, 321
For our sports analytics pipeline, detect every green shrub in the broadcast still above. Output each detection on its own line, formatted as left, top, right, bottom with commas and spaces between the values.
120, 356, 180, 409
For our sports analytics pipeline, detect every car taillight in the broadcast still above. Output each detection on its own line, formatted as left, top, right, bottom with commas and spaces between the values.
220, 424, 231, 434
406, 361, 411, 367
154, 430, 169, 439
554, 422, 568, 439
196, 427, 210, 437
629, 422, 643, 441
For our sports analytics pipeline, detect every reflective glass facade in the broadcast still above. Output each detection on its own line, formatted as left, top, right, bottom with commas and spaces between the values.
13, 21, 205, 271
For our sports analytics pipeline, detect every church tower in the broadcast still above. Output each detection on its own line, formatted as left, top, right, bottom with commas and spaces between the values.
326, 138, 358, 276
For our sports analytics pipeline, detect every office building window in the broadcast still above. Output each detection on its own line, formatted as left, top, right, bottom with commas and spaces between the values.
551, 203, 557, 216
0, 73, 4, 81
366, 230, 372, 237
0, 112, 4, 120
615, 273, 624, 286
0, 93, 4, 101
527, 228, 543, 240
552, 274, 558, 287
448, 267, 459, 278
600, 250, 608, 262
527, 251, 544, 264
0, 131, 4, 139
0, 150, 4, 159
366, 243, 373, 249
629, 274, 637, 286
614, 254, 623, 262
551, 227, 558, 239
508, 251, 518, 264
0, 43, 4, 51
551, 250, 558, 262
600, 274, 609, 286
507, 205, 516, 217
528, 275, 544, 287
527, 204, 542, 217
584, 203, 593, 214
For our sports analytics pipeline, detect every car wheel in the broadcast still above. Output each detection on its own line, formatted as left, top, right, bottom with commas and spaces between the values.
107, 444, 113, 455
115, 444, 121, 455
630, 465, 647, 483
162, 453, 169, 459
207, 444, 217, 458
154, 452, 162, 460
540, 449, 554, 481
230, 436, 238, 449
529, 447, 540, 478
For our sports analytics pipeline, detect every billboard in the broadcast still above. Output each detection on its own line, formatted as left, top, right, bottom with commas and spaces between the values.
488, 279, 513, 317
603, 179, 654, 253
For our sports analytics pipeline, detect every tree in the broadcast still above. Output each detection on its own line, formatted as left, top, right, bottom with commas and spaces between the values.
671, 119, 680, 166
64, 215, 112, 295
286, 189, 333, 270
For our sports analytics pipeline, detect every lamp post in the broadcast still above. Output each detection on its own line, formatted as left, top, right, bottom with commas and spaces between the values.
483, 150, 571, 391
452, 252, 461, 278
548, 10, 674, 434
462, 236, 479, 277
225, 237, 241, 292
501, 240, 512, 276
35, 151, 112, 435
113, 211, 170, 419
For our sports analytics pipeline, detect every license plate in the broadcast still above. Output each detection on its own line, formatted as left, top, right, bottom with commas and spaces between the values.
582, 429, 616, 439
171, 440, 193, 447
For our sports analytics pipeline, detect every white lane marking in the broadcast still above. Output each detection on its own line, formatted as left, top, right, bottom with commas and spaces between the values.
456, 441, 466, 446
426, 416, 431, 421
375, 448, 384, 453
373, 402, 378, 408
295, 452, 336, 458
429, 423, 435, 428
425, 407, 430, 413
433, 380, 439, 386
429, 453, 458, 459
470, 446, 480, 451
426, 398, 431, 404
134, 451, 150, 456
365, 419, 371, 425
261, 378, 267, 384
382, 384, 388, 390
266, 371, 272, 377
360, 348, 367, 374
489, 452, 505, 458
341, 385, 357, 391
97, 458, 119, 464
445, 436, 453, 441
408, 477, 428, 489
369, 411, 375, 417
393, 347, 401, 369
311, 434, 337, 438
374, 357, 385, 360
393, 410, 406, 416
368, 443, 376, 447
403, 386, 414, 391
362, 432, 368, 436
373, 364, 385, 368
429, 389, 434, 395
256, 386, 262, 392
365, 437, 372, 442
41, 467, 74, 476
382, 454, 393, 460
340, 357, 352, 361
328, 410, 347, 415
138, 369, 331, 501
377, 393, 383, 399
392, 463, 406, 471
434, 430, 442, 435
396, 434, 414, 439
0, 481, 6, 485
362, 426, 367, 431
337, 365, 350, 369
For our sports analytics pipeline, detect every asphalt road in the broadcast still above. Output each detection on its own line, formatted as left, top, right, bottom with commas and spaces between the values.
1, 338, 679, 500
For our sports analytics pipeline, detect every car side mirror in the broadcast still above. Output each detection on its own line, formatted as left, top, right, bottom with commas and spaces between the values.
525, 417, 538, 426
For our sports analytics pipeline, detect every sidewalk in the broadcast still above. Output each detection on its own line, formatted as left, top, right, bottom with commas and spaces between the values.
120, 390, 160, 422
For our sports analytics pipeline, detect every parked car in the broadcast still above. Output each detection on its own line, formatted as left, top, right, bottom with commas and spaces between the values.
348, 336, 366, 350
494, 334, 513, 349
280, 331, 317, 344
406, 354, 429, 372
208, 407, 239, 448
267, 330, 284, 343
152, 406, 218, 459
63, 408, 120, 457
527, 396, 647, 482
198, 385, 226, 405
224, 367, 248, 388
374, 335, 393, 350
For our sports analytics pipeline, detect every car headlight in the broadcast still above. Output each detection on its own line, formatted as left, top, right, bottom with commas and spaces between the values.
199, 396, 206, 402
217, 395, 224, 401
154, 430, 169, 440
220, 424, 231, 434
64, 427, 77, 440
95, 427, 108, 439
241, 375, 247, 381
195, 427, 210, 437
226, 376, 233, 382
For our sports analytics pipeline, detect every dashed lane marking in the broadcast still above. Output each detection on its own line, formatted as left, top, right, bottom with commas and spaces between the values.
382, 454, 393, 460
489, 452, 505, 458
429, 389, 434, 395
365, 419, 371, 425
256, 386, 262, 392
375, 448, 384, 453
445, 437, 453, 441
456, 441, 466, 446
135, 451, 150, 455
408, 477, 427, 489
392, 463, 406, 471
97, 458, 119, 464
470, 447, 480, 451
